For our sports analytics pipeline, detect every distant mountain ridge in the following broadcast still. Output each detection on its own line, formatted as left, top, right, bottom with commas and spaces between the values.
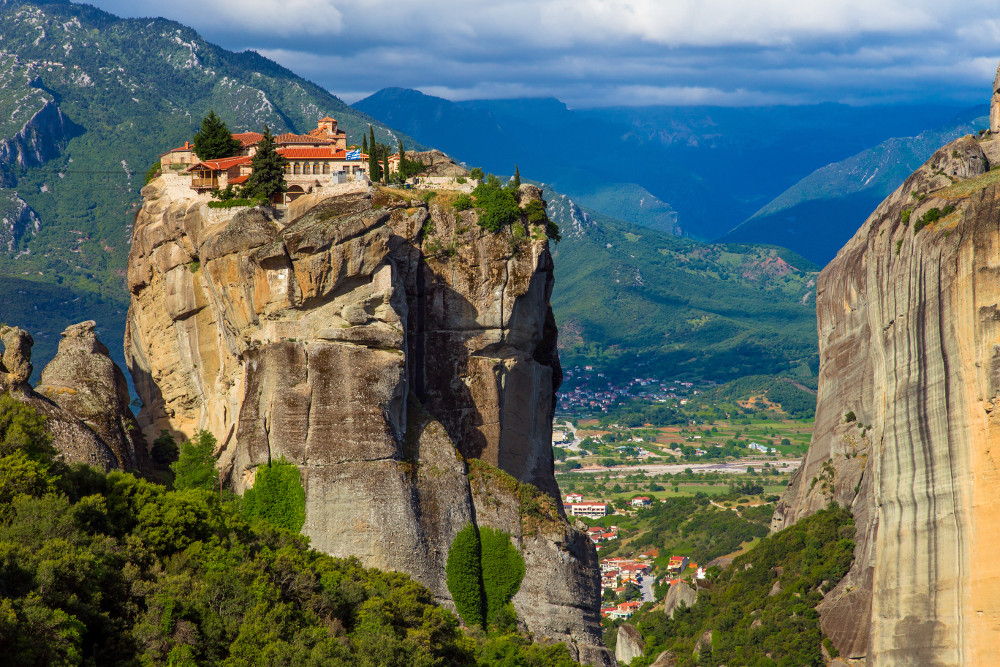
722, 106, 988, 263
355, 88, 968, 242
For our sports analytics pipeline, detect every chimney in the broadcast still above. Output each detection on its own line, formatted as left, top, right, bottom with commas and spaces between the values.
185, 141, 190, 149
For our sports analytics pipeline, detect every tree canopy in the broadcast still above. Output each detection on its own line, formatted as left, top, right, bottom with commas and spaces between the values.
192, 110, 241, 160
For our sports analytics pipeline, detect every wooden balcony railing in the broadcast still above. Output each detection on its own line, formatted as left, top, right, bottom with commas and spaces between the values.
191, 177, 218, 189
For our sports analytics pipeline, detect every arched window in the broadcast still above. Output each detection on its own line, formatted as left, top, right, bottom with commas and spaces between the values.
323, 163, 330, 174
293, 163, 301, 175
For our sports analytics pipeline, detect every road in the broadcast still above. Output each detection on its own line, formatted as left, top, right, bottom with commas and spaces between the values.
562, 459, 802, 476
639, 575, 655, 603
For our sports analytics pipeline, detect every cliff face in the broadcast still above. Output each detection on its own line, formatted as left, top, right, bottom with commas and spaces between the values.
773, 129, 1000, 663
125, 178, 610, 665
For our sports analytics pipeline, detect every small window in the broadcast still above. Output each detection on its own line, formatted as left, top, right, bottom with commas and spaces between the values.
323, 163, 330, 174
293, 163, 301, 175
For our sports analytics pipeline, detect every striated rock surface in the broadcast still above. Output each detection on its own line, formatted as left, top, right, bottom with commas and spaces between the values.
36, 321, 147, 471
125, 178, 611, 664
662, 580, 698, 619
772, 125, 1000, 663
615, 623, 644, 666
1, 324, 118, 470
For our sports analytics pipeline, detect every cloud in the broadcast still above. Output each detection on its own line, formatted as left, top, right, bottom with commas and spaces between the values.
85, 0, 999, 107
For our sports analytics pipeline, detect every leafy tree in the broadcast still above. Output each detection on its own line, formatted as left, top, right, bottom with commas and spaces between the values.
170, 430, 218, 491
241, 125, 287, 201
150, 429, 178, 464
472, 175, 521, 232
242, 456, 306, 533
192, 110, 241, 160
144, 161, 161, 185
469, 167, 484, 181
446, 523, 485, 627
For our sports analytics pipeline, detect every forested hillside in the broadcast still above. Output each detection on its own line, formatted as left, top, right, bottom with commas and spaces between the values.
547, 193, 819, 381
0, 394, 583, 666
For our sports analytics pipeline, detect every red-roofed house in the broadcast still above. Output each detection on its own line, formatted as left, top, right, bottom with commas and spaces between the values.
160, 141, 197, 168
631, 496, 652, 508
187, 156, 252, 191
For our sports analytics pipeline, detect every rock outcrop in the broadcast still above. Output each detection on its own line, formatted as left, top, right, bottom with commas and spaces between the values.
991, 62, 1000, 135
125, 178, 611, 664
615, 623, 644, 665
662, 580, 698, 619
36, 321, 147, 470
0, 324, 120, 471
772, 119, 1000, 661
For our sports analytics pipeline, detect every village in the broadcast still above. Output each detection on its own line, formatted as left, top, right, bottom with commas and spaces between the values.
563, 488, 708, 621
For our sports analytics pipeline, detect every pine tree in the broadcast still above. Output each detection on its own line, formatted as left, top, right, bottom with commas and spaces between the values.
242, 125, 287, 202
512, 165, 521, 189
367, 125, 381, 182
192, 110, 241, 160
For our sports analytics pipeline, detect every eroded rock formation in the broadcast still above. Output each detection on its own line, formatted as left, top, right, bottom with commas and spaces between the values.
36, 321, 147, 470
125, 177, 611, 664
0, 323, 126, 471
772, 126, 1000, 663
615, 623, 644, 666
663, 580, 698, 619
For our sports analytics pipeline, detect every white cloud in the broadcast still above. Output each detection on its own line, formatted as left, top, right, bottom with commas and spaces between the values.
86, 0, 999, 106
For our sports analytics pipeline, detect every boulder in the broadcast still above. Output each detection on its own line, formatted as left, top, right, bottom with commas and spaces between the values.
663, 580, 698, 618
615, 623, 644, 665
36, 321, 147, 471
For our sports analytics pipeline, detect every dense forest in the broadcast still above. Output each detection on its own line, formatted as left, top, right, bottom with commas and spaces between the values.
0, 394, 582, 666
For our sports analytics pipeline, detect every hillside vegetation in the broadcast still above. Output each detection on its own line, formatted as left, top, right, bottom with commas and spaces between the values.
619, 506, 855, 666
548, 195, 819, 382
0, 394, 582, 666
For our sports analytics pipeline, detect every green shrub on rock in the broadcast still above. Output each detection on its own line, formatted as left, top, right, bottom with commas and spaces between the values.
446, 523, 486, 627
242, 456, 306, 533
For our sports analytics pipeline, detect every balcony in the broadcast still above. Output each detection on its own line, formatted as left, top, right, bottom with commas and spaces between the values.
191, 177, 218, 190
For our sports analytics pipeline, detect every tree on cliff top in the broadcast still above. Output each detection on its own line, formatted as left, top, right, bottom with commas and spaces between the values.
242, 125, 287, 202
192, 110, 241, 160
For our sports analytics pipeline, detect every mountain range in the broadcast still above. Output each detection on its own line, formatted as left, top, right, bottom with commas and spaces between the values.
354, 87, 972, 245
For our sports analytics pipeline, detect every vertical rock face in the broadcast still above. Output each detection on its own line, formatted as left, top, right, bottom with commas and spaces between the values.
773, 129, 1000, 664
991, 62, 1000, 135
663, 581, 698, 619
36, 321, 147, 471
125, 178, 611, 664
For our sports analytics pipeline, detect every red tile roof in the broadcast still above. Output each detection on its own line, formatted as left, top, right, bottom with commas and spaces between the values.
318, 116, 338, 122
187, 156, 251, 172
275, 132, 333, 145
228, 174, 249, 185
277, 147, 349, 159
232, 132, 263, 147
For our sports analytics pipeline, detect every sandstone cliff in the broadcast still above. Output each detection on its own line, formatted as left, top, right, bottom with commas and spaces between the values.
1, 323, 141, 471
125, 178, 611, 664
772, 122, 1000, 662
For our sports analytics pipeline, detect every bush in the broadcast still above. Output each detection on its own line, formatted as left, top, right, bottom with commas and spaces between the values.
469, 167, 484, 180
144, 161, 161, 185
446, 524, 486, 627
170, 430, 218, 491
453, 194, 474, 211
843, 411, 856, 424
913, 205, 955, 233
150, 430, 178, 464
480, 527, 526, 630
242, 456, 306, 533
471, 177, 521, 232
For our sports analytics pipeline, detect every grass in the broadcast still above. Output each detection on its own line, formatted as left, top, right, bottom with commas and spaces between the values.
931, 167, 1000, 199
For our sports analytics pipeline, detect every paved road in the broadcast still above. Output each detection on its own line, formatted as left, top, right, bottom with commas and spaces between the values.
563, 459, 802, 476
639, 575, 655, 603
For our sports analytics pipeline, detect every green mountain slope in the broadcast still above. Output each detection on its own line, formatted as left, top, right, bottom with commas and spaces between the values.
547, 192, 819, 382
722, 108, 987, 264
0, 0, 414, 374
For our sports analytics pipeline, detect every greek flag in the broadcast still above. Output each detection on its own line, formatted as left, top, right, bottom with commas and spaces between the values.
345, 149, 361, 161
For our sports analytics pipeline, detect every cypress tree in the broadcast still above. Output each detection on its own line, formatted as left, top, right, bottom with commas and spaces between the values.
512, 165, 521, 189
383, 152, 390, 183
362, 132, 368, 154
192, 110, 241, 160
242, 125, 287, 202
367, 125, 381, 182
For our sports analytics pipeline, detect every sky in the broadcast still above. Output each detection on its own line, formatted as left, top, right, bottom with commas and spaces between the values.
83, 0, 1000, 108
